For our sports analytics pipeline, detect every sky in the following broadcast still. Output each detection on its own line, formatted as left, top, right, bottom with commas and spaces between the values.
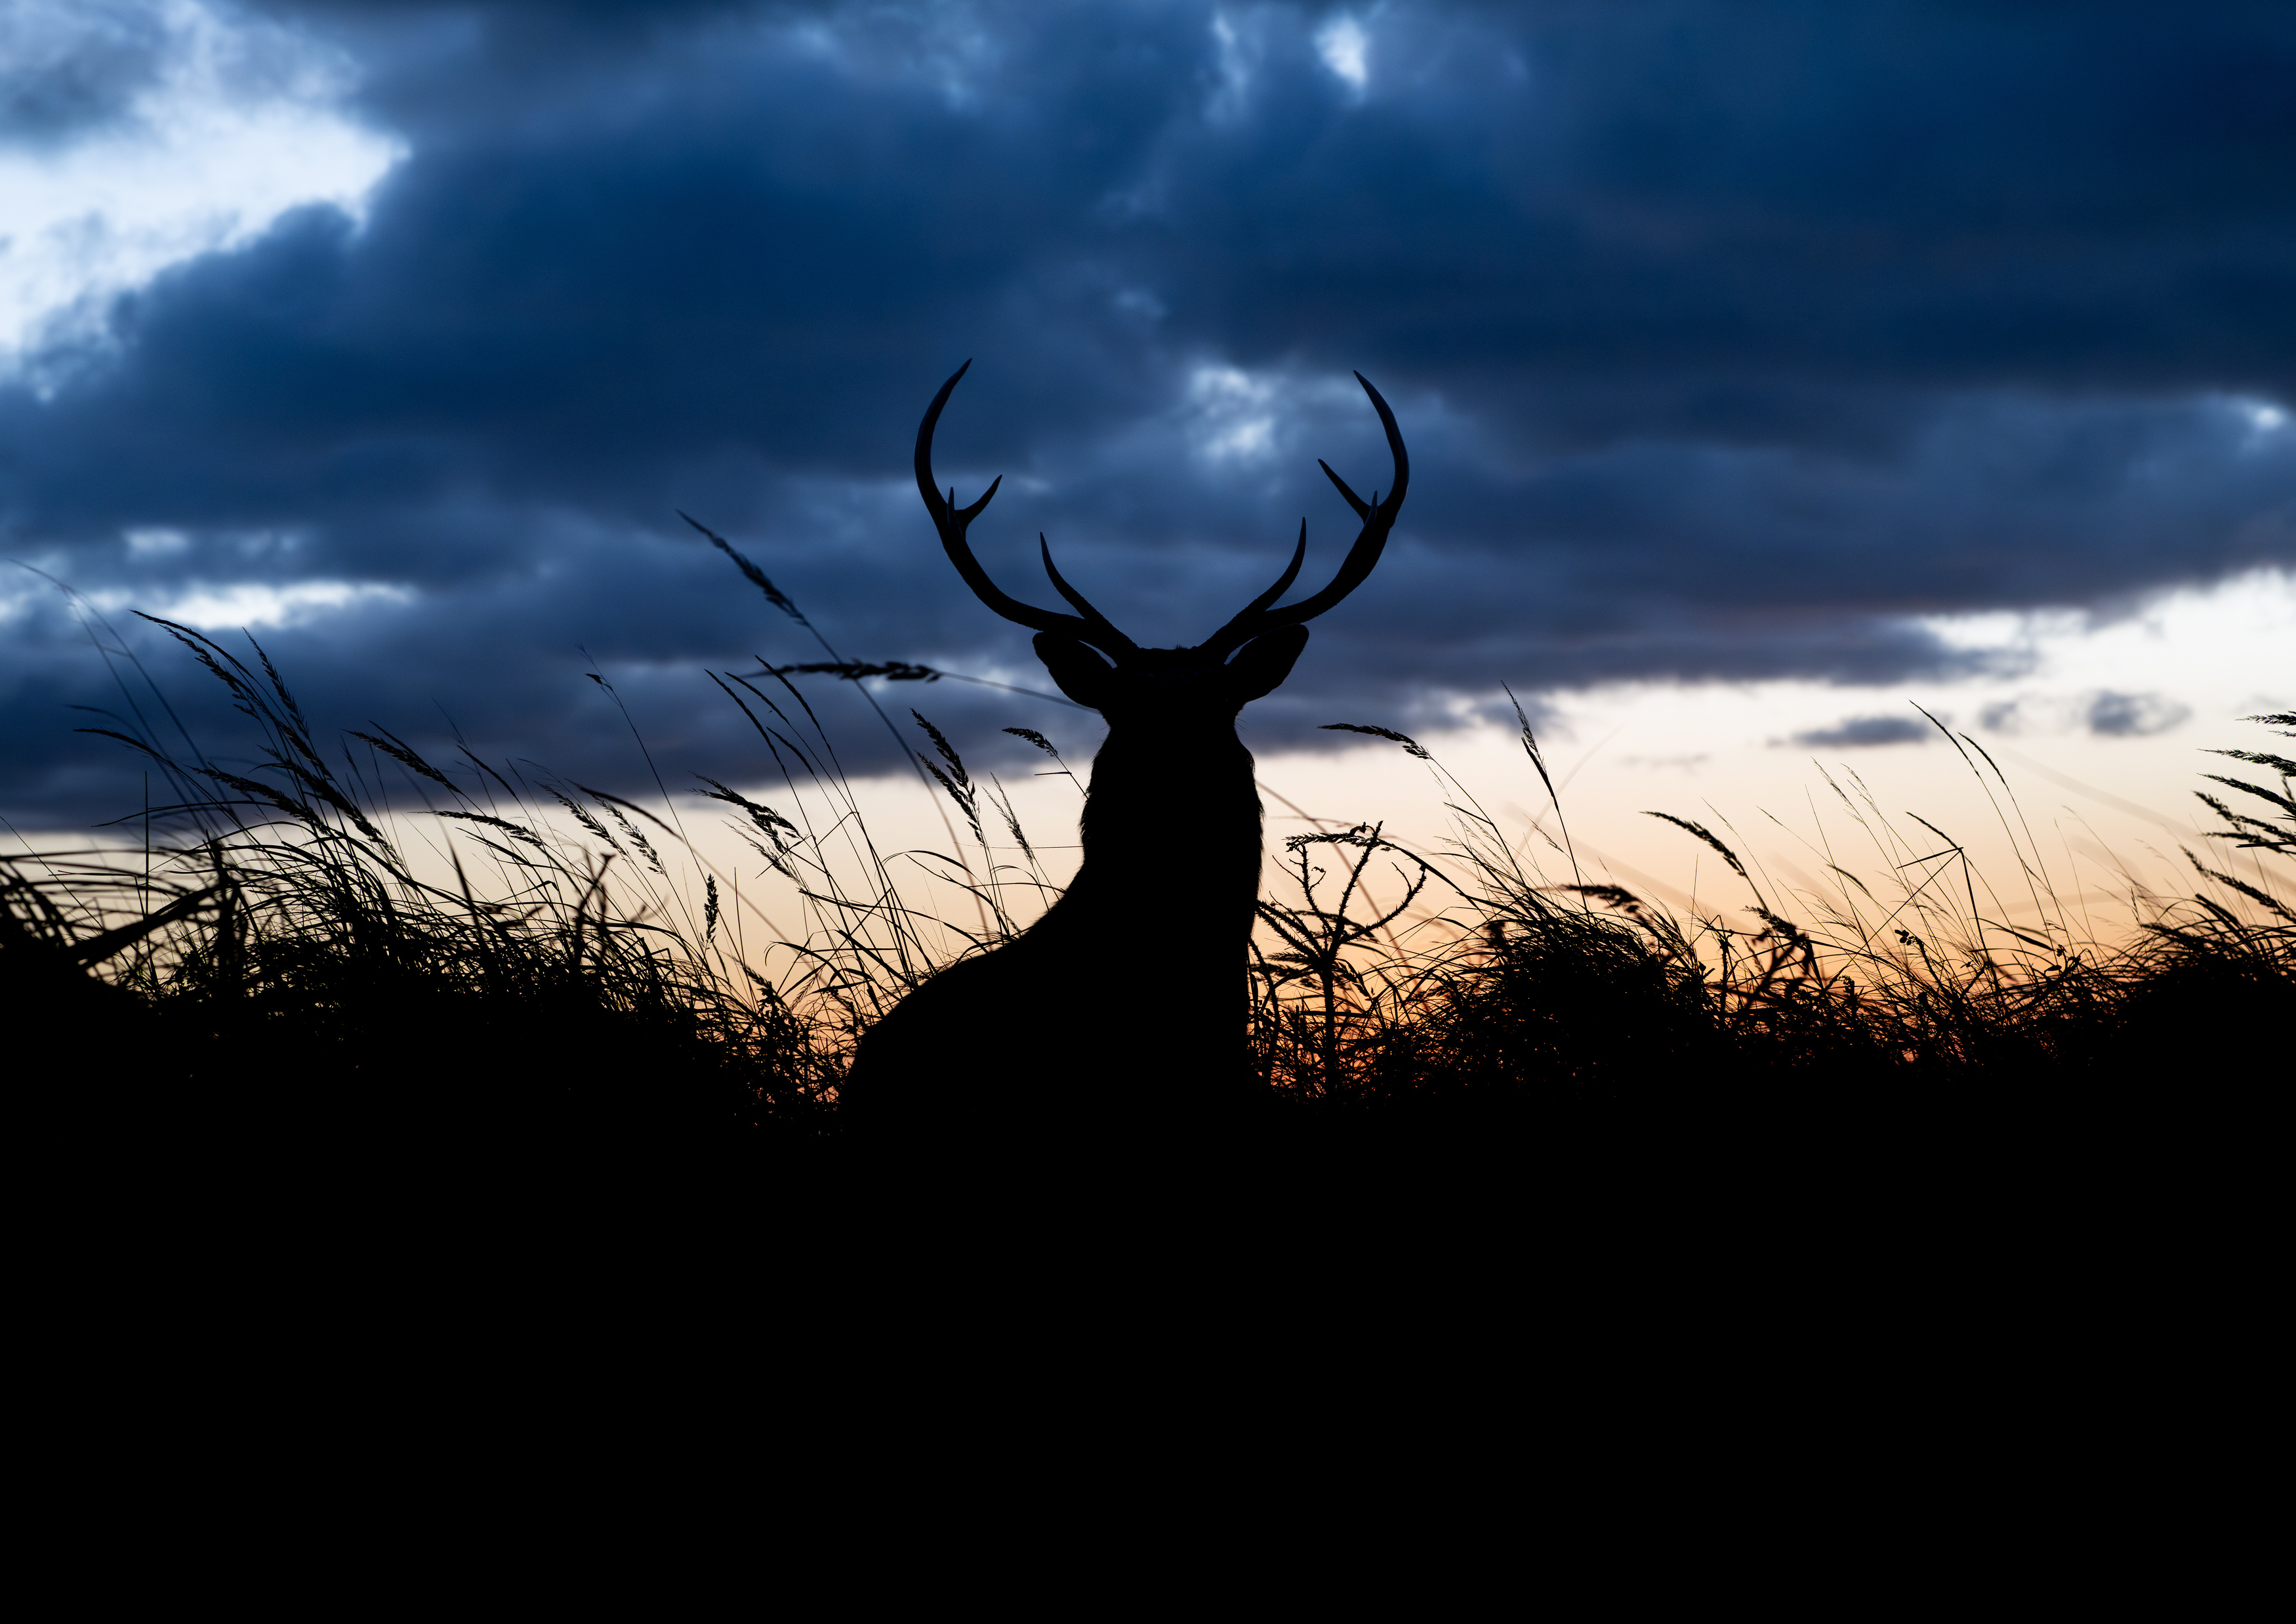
3, 0, 2291, 921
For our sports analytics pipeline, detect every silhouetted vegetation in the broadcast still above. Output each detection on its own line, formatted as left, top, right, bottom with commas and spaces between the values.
5, 611, 2288, 1172
1250, 707, 2293, 1146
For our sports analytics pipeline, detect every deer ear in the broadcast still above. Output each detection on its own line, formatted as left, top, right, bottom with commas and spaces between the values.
1223, 626, 1309, 702
1033, 633, 1117, 709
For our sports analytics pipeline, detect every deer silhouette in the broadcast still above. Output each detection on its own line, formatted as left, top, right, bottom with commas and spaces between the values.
841, 361, 1408, 1149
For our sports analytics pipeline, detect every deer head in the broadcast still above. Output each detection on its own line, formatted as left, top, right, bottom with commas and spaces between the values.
914, 361, 1408, 719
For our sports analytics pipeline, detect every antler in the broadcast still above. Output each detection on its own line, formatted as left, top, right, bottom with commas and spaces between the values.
916, 361, 1138, 657
917, 363, 1404, 665
1197, 371, 1408, 661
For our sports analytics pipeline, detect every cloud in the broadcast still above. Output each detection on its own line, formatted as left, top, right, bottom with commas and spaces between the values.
1784, 713, 1932, 749
0, 0, 403, 383
136, 575, 416, 629
2, 1, 2292, 826
1980, 689, 2193, 739
2084, 690, 2192, 739
0, 1, 169, 147
1314, 14, 1368, 96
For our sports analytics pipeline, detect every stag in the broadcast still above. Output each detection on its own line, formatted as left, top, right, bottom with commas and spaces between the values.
842, 361, 1408, 1148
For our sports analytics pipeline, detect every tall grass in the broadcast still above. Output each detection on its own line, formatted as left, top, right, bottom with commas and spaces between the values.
8, 612, 838, 1148
6, 586, 2288, 1159
1245, 703, 2292, 1127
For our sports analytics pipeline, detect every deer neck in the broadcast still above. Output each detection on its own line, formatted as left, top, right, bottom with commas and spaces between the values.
1055, 717, 1263, 925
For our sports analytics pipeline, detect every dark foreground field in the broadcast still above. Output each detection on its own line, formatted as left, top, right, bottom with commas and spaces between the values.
5, 623, 2287, 1201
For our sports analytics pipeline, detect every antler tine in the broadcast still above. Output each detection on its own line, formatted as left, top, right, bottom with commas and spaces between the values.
1038, 535, 1137, 652
915, 362, 1136, 654
1319, 460, 1372, 520
1197, 520, 1308, 655
1198, 371, 1408, 659
913, 360, 974, 530
1247, 519, 1310, 615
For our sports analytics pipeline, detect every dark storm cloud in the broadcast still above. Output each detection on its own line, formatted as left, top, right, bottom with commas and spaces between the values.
1785, 714, 1930, 750
4, 0, 2293, 825
0, 3, 170, 145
